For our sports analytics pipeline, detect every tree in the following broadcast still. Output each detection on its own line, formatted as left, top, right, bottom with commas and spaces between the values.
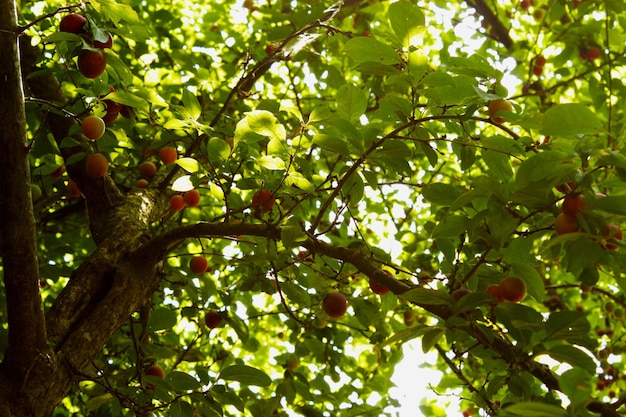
1, 0, 626, 416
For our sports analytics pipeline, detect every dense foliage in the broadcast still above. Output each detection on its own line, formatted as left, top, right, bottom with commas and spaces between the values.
3, 0, 626, 416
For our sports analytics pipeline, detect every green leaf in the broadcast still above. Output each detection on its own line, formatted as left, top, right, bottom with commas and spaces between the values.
336, 84, 367, 122
401, 288, 453, 305
308, 106, 331, 123
281, 220, 307, 247
343, 37, 401, 65
148, 308, 178, 332
383, 324, 440, 347
546, 344, 596, 374
167, 399, 194, 417
176, 157, 200, 173
247, 110, 284, 140
540, 103, 603, 137
504, 402, 567, 417
388, 1, 425, 43
431, 215, 469, 238
482, 150, 513, 181
257, 155, 286, 170
421, 183, 461, 206
219, 364, 272, 387
166, 371, 201, 391
313, 133, 350, 156
207, 137, 232, 164
182, 88, 201, 120
105, 91, 150, 112
495, 303, 543, 348
515, 151, 572, 188
558, 368, 593, 408
172, 175, 194, 192
92, 0, 140, 24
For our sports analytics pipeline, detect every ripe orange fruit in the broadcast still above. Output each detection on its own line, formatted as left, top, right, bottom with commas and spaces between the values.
369, 278, 389, 295
159, 146, 178, 165
323, 292, 348, 319
252, 189, 275, 213
189, 256, 208, 274
67, 179, 82, 197
184, 189, 201, 207
499, 276, 526, 302
60, 13, 87, 34
139, 161, 157, 178
486, 284, 504, 303
81, 115, 106, 140
170, 195, 185, 211
487, 99, 513, 124
145, 365, 165, 379
85, 153, 108, 178
555, 213, 580, 235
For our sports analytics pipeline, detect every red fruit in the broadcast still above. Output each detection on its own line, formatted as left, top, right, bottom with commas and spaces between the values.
562, 193, 587, 218
60, 13, 87, 34
67, 179, 82, 197
78, 50, 106, 78
604, 224, 623, 251
93, 32, 113, 49
451, 288, 471, 301
369, 278, 389, 295
50, 166, 66, 179
499, 276, 527, 302
189, 256, 208, 274
159, 146, 178, 165
184, 189, 201, 207
85, 153, 108, 178
81, 115, 106, 140
323, 292, 348, 319
205, 311, 222, 329
170, 195, 185, 211
532, 65, 543, 76
135, 179, 149, 188
139, 161, 157, 178
487, 99, 513, 124
519, 0, 533, 11
145, 365, 165, 380
534, 54, 546, 67
555, 213, 580, 235
587, 46, 601, 60
252, 189, 275, 213
486, 284, 505, 303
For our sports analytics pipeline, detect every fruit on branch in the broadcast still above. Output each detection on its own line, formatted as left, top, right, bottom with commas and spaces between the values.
403, 309, 415, 326
189, 255, 208, 274
78, 50, 107, 78
586, 46, 602, 60
159, 146, 178, 165
81, 115, 106, 140
184, 189, 201, 207
554, 213, 580, 235
85, 153, 108, 178
145, 364, 165, 379
323, 292, 348, 319
92, 32, 114, 49
499, 276, 526, 302
67, 179, 82, 197
519, 0, 533, 11
486, 284, 505, 303
487, 99, 513, 124
50, 166, 66, 179
135, 179, 149, 188
170, 195, 185, 211
204, 311, 222, 329
451, 288, 471, 300
139, 161, 157, 178
561, 193, 587, 218
102, 111, 119, 125
369, 277, 389, 295
60, 13, 87, 34
603, 224, 623, 251
252, 189, 275, 213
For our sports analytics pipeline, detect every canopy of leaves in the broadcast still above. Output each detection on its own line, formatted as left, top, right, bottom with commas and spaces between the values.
4, 0, 626, 416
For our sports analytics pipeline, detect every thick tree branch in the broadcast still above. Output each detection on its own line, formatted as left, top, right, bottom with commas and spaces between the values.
0, 0, 48, 384
465, 0, 513, 48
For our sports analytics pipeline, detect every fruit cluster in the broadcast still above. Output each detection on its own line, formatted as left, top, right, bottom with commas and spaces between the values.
60, 13, 113, 79
487, 99, 513, 124
486, 276, 527, 303
554, 193, 622, 250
